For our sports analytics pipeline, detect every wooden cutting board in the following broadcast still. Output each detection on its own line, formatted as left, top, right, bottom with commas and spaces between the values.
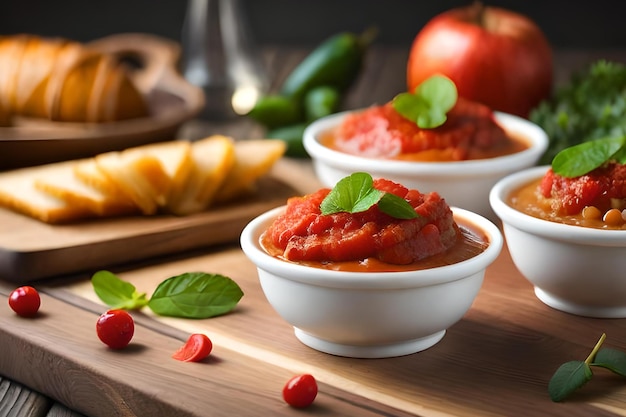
0, 159, 322, 283
1, 244, 625, 417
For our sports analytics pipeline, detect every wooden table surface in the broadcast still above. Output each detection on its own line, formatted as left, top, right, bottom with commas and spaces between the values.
2, 45, 626, 417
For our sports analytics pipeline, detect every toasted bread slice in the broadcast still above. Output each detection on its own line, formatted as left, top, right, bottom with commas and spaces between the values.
34, 159, 137, 217
168, 135, 236, 215
95, 140, 193, 214
214, 139, 286, 203
0, 162, 92, 223
73, 158, 135, 204
95, 150, 166, 215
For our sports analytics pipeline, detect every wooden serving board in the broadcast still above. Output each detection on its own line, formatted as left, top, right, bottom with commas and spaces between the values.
0, 160, 321, 284
1, 243, 625, 417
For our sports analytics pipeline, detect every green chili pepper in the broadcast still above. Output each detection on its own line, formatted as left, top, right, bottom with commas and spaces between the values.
304, 86, 340, 122
246, 95, 303, 129
280, 28, 376, 100
266, 123, 309, 158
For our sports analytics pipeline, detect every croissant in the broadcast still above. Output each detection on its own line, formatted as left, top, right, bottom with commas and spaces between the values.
0, 34, 149, 124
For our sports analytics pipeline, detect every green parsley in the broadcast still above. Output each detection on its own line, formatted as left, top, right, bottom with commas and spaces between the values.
91, 270, 243, 319
392, 74, 457, 129
530, 60, 626, 164
551, 136, 626, 177
549, 333, 626, 402
319, 172, 418, 219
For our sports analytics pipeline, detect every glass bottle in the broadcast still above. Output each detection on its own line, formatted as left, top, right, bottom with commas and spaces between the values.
181, 0, 268, 120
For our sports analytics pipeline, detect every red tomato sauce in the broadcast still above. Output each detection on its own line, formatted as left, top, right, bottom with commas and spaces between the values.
539, 162, 626, 215
323, 98, 528, 161
508, 162, 626, 230
261, 178, 488, 270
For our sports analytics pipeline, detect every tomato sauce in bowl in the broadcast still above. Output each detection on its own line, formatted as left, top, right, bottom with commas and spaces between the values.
507, 162, 626, 230
261, 177, 488, 271
322, 98, 529, 162
262, 222, 487, 273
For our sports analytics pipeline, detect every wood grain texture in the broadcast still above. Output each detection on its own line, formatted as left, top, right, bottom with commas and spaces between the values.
2, 241, 626, 416
0, 280, 415, 417
0, 376, 51, 417
54, 244, 626, 417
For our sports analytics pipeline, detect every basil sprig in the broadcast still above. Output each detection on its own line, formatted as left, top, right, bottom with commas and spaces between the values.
91, 270, 243, 319
549, 333, 626, 402
552, 136, 626, 177
92, 270, 149, 310
392, 74, 458, 129
320, 172, 418, 219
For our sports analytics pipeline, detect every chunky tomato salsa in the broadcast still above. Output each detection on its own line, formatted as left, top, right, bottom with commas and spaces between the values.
323, 98, 528, 161
539, 161, 626, 215
262, 178, 460, 265
509, 161, 626, 229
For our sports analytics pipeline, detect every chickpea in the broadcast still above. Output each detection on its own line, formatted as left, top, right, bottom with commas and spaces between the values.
582, 206, 602, 220
603, 208, 624, 226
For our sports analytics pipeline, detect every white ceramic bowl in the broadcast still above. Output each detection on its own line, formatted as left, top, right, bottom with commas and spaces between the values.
490, 166, 626, 318
303, 111, 548, 222
240, 206, 503, 358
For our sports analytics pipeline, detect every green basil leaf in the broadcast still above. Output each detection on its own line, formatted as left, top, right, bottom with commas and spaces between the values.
416, 74, 457, 113
148, 272, 244, 319
378, 193, 418, 219
320, 172, 383, 215
320, 172, 418, 219
592, 348, 626, 377
417, 107, 447, 129
552, 136, 626, 177
548, 360, 594, 402
612, 144, 626, 164
392, 92, 429, 124
91, 270, 148, 310
392, 74, 457, 129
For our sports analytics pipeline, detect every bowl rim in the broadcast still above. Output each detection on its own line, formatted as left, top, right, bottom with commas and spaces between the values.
303, 110, 549, 177
240, 206, 503, 290
489, 165, 626, 245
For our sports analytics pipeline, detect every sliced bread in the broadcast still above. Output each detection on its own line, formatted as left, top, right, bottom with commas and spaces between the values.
0, 162, 92, 223
168, 135, 236, 215
214, 139, 286, 203
94, 140, 193, 215
34, 159, 137, 217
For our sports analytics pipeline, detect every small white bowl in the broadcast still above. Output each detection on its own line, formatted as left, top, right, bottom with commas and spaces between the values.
490, 166, 626, 318
240, 206, 503, 358
303, 110, 548, 222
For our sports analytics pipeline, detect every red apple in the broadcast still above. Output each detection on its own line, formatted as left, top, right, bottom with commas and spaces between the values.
407, 3, 553, 118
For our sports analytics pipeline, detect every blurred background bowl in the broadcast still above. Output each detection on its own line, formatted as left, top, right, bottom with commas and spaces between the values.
240, 206, 503, 358
490, 166, 626, 318
303, 110, 548, 221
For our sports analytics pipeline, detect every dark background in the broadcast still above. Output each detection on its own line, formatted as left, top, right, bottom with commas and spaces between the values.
2, 0, 625, 49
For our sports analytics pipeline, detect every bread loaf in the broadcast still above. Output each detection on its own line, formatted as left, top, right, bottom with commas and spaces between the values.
0, 34, 148, 123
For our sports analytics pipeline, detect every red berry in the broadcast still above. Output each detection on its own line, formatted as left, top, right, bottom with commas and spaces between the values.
282, 374, 318, 408
96, 309, 134, 349
8, 286, 41, 317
